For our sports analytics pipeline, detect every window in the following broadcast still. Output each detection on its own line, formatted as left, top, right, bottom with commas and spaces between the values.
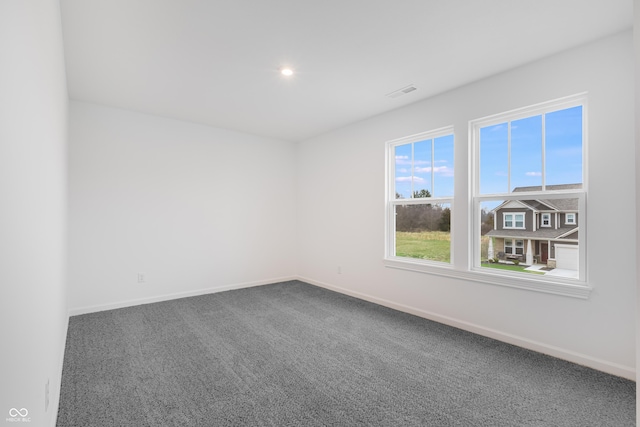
541, 213, 551, 227
565, 213, 576, 225
473, 94, 586, 282
504, 213, 525, 229
504, 239, 524, 255
386, 127, 454, 264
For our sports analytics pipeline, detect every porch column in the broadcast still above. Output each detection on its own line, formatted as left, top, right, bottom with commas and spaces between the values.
487, 237, 494, 260
526, 239, 533, 265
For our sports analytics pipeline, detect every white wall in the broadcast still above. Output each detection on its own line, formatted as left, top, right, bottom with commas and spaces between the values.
297, 31, 635, 379
0, 1, 69, 426
68, 102, 297, 313
634, 0, 639, 417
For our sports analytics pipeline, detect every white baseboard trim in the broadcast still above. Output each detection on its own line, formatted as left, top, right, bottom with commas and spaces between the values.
299, 276, 636, 381
68, 276, 298, 316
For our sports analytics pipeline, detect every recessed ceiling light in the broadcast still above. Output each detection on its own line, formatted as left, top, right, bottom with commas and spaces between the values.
280, 67, 294, 77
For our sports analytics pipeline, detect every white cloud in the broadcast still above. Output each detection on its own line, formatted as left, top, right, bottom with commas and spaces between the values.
414, 166, 454, 177
525, 171, 542, 176
395, 158, 431, 166
396, 176, 425, 183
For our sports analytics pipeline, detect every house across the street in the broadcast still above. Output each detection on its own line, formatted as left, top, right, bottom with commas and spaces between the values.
485, 184, 580, 271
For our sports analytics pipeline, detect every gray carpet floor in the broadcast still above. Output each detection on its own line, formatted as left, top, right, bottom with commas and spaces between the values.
56, 280, 635, 426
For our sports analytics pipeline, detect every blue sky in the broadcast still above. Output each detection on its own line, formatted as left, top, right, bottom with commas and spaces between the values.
394, 105, 582, 199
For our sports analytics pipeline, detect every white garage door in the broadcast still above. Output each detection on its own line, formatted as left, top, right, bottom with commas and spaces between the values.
555, 244, 578, 270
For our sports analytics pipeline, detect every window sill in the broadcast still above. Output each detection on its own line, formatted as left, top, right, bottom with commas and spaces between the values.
383, 257, 592, 299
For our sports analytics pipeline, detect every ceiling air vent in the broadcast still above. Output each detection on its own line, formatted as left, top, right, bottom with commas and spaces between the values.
386, 85, 418, 99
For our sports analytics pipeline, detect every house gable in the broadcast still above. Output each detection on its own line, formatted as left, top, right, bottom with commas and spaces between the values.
500, 200, 531, 210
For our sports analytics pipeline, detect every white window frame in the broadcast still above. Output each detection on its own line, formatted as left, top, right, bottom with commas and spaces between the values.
470, 93, 588, 294
565, 213, 576, 225
383, 94, 590, 299
385, 126, 454, 267
541, 213, 551, 227
503, 212, 525, 229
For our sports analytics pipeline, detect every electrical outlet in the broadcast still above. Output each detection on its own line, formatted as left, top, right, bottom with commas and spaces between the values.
137, 273, 146, 283
45, 378, 50, 412
337, 265, 342, 274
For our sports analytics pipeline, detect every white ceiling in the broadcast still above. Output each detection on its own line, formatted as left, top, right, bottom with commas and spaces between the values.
60, 0, 633, 142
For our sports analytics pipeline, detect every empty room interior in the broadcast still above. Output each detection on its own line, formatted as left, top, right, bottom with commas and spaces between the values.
2, 0, 640, 426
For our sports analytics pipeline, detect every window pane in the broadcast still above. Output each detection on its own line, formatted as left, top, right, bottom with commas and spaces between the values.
511, 115, 542, 190
394, 143, 413, 199
480, 123, 508, 194
546, 106, 583, 186
413, 139, 432, 197
395, 203, 451, 263
433, 134, 454, 197
479, 198, 579, 278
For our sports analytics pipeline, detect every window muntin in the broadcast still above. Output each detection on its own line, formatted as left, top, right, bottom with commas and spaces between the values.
387, 127, 454, 265
473, 94, 586, 282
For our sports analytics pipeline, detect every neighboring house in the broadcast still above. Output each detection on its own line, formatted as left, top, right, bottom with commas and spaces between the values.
485, 184, 580, 271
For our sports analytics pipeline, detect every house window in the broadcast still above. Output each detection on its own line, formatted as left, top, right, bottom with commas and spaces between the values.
504, 239, 525, 255
386, 127, 454, 264
503, 213, 525, 229
473, 94, 586, 282
515, 239, 524, 255
541, 213, 551, 227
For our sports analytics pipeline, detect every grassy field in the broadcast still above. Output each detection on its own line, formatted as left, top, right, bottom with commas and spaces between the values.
395, 231, 450, 263
397, 232, 543, 275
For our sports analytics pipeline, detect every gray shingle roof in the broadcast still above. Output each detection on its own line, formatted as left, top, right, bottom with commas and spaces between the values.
492, 184, 581, 212
485, 226, 578, 240
522, 200, 556, 211
543, 198, 578, 211
512, 183, 582, 192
